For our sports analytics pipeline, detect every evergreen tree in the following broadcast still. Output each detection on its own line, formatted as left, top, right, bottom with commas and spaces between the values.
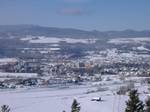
145, 97, 150, 112
0, 105, 10, 112
71, 99, 80, 112
125, 90, 144, 112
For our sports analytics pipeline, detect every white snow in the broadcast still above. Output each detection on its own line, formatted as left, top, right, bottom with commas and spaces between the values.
50, 44, 60, 47
21, 36, 97, 44
108, 37, 150, 45
50, 48, 60, 51
0, 77, 148, 112
0, 85, 148, 112
0, 58, 18, 65
0, 72, 38, 78
0, 58, 18, 63
39, 48, 60, 53
0, 87, 127, 112
136, 46, 150, 51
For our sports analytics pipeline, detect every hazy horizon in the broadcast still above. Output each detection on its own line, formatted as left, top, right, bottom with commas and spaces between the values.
0, 24, 150, 32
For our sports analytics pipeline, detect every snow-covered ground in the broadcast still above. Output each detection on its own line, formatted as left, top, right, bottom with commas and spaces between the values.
21, 36, 97, 44
136, 46, 150, 51
107, 37, 150, 45
0, 58, 18, 65
0, 87, 125, 112
0, 82, 148, 112
0, 72, 38, 78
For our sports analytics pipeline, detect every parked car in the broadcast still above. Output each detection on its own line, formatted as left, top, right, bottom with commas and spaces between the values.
91, 97, 101, 101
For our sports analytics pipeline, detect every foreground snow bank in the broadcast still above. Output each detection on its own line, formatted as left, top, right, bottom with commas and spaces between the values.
0, 80, 148, 112
0, 86, 127, 112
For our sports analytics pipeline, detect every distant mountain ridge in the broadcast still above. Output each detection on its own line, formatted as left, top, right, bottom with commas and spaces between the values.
0, 24, 150, 38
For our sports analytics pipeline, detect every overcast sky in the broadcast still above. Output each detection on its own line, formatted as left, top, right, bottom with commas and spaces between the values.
0, 0, 150, 31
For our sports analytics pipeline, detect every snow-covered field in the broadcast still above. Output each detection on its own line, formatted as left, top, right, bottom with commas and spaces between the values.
21, 36, 97, 44
0, 72, 38, 78
0, 58, 18, 65
0, 82, 148, 112
107, 37, 150, 45
0, 87, 125, 112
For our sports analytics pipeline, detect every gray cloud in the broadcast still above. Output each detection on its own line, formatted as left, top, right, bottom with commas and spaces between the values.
57, 8, 85, 16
